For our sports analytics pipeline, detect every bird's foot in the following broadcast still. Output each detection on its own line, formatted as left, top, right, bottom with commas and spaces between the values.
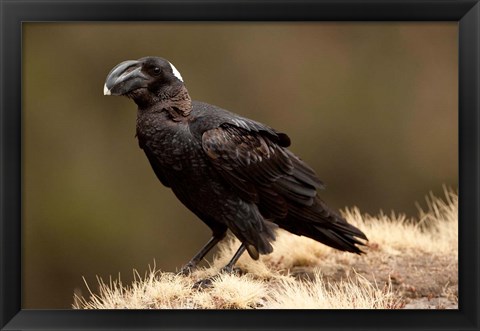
192, 266, 244, 290
192, 277, 216, 290
178, 262, 197, 276
220, 265, 244, 275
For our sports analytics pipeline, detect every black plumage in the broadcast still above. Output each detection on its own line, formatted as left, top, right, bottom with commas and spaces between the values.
104, 56, 367, 273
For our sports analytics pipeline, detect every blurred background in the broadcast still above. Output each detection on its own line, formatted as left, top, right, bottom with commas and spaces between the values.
23, 22, 457, 308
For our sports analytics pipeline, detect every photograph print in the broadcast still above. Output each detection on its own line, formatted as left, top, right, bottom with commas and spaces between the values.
22, 22, 458, 309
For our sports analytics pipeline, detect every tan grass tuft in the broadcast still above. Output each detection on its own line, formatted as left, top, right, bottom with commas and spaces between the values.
343, 186, 457, 255
74, 189, 457, 310
268, 271, 402, 309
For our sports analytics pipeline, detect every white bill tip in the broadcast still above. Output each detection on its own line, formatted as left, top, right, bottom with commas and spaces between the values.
103, 84, 111, 96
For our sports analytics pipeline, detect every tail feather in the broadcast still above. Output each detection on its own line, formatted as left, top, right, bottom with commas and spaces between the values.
312, 225, 364, 253
279, 198, 368, 254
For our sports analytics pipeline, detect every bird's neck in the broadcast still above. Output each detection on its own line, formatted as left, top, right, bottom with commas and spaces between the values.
163, 85, 193, 119
136, 85, 193, 121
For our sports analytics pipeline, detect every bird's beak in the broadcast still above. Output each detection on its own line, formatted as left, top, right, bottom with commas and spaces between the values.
104, 60, 148, 96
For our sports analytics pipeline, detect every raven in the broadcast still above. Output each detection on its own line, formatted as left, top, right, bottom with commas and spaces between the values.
104, 56, 367, 274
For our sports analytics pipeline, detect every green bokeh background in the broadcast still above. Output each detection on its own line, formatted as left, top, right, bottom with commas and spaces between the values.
23, 22, 457, 308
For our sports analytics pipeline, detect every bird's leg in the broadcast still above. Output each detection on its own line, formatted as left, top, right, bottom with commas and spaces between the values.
179, 234, 223, 276
220, 244, 246, 274
193, 244, 248, 290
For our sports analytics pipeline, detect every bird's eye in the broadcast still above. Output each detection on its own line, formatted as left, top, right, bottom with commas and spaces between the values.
153, 67, 161, 75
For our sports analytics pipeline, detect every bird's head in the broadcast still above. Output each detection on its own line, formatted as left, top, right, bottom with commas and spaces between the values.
104, 56, 187, 107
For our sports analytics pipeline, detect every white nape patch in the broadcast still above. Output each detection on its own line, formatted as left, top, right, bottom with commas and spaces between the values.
168, 62, 183, 82
103, 84, 111, 96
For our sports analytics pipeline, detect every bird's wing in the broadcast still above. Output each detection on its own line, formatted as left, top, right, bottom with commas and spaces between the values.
201, 123, 324, 219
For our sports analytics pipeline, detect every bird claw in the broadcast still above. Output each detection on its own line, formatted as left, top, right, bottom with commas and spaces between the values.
220, 266, 244, 275
178, 263, 196, 276
192, 277, 215, 290
192, 267, 243, 290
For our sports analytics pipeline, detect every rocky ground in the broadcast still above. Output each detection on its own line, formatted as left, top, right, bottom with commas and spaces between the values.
290, 246, 458, 309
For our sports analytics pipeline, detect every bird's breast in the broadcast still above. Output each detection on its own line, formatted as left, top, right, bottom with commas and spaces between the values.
136, 112, 208, 173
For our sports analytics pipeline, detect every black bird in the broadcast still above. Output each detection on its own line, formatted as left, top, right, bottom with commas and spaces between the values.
104, 56, 367, 274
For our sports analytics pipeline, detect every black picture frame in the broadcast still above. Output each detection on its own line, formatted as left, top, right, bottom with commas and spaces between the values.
1, 0, 478, 330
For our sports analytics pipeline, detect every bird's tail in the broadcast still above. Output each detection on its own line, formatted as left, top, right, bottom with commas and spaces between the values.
280, 198, 368, 254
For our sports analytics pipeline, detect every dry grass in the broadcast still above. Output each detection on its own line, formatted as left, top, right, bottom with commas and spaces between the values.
74, 188, 457, 309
